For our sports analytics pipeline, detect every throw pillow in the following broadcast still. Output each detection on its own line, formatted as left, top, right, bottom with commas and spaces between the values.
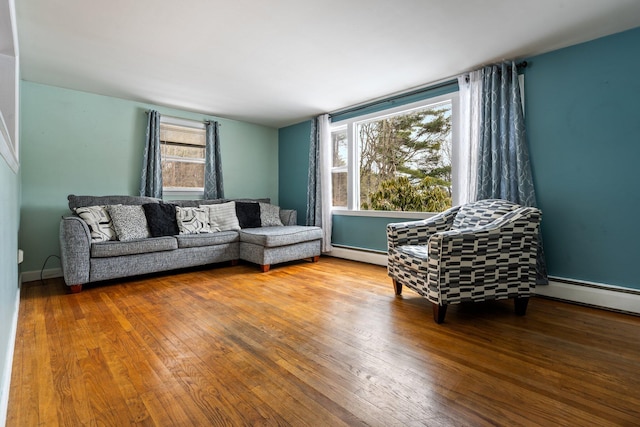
235, 202, 262, 228
142, 203, 179, 237
107, 205, 151, 241
176, 206, 211, 234
259, 203, 283, 227
203, 202, 240, 231
74, 205, 116, 242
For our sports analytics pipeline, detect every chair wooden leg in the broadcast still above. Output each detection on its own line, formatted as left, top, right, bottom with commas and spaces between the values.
514, 297, 529, 316
260, 264, 270, 273
392, 279, 402, 296
69, 284, 83, 293
432, 303, 447, 324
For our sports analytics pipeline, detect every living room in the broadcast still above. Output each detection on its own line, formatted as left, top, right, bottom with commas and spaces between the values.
2, 1, 640, 425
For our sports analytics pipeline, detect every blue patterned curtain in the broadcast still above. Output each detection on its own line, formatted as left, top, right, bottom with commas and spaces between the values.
306, 117, 320, 226
140, 110, 162, 198
204, 121, 224, 199
475, 61, 548, 284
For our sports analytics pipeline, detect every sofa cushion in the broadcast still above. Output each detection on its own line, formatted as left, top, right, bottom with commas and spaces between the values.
68, 194, 160, 210
91, 236, 178, 258
107, 205, 151, 241
74, 205, 116, 242
259, 203, 284, 227
175, 231, 239, 249
204, 202, 241, 231
176, 207, 211, 234
239, 226, 322, 248
235, 202, 261, 228
143, 203, 179, 237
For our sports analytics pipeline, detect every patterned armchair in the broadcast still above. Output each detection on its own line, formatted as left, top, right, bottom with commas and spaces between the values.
387, 199, 542, 324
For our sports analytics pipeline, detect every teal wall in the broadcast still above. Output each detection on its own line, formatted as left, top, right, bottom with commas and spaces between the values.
524, 26, 640, 289
278, 121, 312, 224
279, 27, 640, 291
19, 82, 278, 273
0, 154, 19, 411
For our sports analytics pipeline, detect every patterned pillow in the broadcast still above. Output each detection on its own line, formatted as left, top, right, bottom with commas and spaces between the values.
176, 207, 211, 234
452, 200, 518, 229
107, 205, 151, 241
74, 205, 116, 242
203, 202, 240, 231
259, 203, 283, 227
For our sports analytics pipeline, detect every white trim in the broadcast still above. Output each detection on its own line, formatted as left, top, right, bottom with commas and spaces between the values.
0, 109, 17, 173
0, 278, 20, 427
325, 246, 387, 267
537, 278, 640, 315
20, 267, 63, 284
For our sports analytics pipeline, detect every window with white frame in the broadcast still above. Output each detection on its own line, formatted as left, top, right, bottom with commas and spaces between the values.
160, 117, 206, 193
331, 93, 458, 213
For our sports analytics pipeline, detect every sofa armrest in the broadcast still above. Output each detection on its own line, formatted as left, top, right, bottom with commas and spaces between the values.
59, 216, 91, 286
279, 209, 297, 226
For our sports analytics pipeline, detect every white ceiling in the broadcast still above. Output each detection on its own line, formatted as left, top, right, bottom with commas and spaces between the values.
15, 0, 640, 128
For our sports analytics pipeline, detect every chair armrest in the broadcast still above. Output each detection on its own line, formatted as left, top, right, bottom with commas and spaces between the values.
279, 209, 297, 226
59, 216, 92, 286
386, 206, 460, 248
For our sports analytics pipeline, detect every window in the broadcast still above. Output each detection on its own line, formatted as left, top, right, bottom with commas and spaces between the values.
160, 117, 206, 193
330, 93, 457, 213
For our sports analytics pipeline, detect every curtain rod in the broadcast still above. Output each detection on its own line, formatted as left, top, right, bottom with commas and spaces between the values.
145, 110, 222, 126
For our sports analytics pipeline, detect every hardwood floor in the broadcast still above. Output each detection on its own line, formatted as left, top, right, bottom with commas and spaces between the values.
8, 257, 640, 426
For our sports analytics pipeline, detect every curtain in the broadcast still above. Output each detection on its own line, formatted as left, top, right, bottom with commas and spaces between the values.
140, 110, 162, 198
472, 61, 548, 284
204, 120, 224, 199
306, 114, 332, 252
456, 70, 482, 205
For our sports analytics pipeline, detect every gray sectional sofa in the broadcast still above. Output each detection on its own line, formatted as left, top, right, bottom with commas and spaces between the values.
59, 195, 322, 292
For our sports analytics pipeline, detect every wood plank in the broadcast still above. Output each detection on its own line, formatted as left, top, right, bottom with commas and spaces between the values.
7, 257, 640, 426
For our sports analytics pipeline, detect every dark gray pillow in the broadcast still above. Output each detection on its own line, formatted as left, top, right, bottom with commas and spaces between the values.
235, 202, 261, 228
142, 203, 179, 237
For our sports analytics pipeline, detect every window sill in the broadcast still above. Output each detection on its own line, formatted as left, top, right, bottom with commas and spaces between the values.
331, 209, 436, 220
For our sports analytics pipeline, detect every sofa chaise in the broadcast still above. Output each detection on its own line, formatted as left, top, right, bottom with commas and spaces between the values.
59, 195, 322, 292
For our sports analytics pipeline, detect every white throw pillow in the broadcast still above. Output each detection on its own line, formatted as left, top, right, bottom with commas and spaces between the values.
202, 202, 240, 231
176, 206, 211, 234
74, 205, 116, 242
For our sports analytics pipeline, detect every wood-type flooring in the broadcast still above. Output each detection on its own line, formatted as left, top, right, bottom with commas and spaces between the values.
7, 257, 640, 426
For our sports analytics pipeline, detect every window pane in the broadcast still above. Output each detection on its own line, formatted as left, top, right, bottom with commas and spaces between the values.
162, 160, 205, 188
357, 102, 452, 212
161, 144, 205, 159
332, 130, 347, 167
332, 171, 347, 207
160, 124, 206, 146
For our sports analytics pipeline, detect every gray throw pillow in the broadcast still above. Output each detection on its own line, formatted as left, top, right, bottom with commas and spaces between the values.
202, 202, 241, 231
259, 203, 283, 227
107, 205, 151, 241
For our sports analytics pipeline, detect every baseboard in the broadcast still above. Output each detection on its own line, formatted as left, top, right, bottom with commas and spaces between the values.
325, 246, 388, 267
0, 279, 20, 427
537, 277, 640, 315
20, 267, 62, 284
